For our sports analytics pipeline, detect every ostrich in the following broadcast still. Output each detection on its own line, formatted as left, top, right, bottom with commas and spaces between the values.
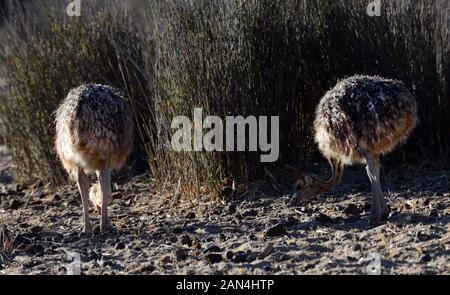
55, 84, 134, 233
291, 75, 418, 224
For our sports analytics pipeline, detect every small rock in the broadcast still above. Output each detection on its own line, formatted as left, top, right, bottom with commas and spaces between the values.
242, 209, 258, 217
352, 243, 362, 251
138, 264, 155, 273
283, 217, 298, 227
173, 248, 188, 261
115, 242, 126, 250
259, 244, 274, 259
265, 224, 287, 237
344, 204, 362, 216
205, 253, 222, 264
87, 250, 101, 260
227, 204, 237, 215
420, 253, 432, 263
185, 212, 196, 219
53, 194, 62, 202
315, 213, 333, 223
100, 260, 116, 268
180, 235, 193, 247
298, 206, 309, 214
225, 250, 235, 260
160, 255, 172, 264
203, 245, 222, 253
30, 226, 43, 234
230, 251, 248, 263
22, 259, 41, 268
173, 227, 183, 234
429, 209, 438, 217
416, 232, 431, 242
7, 199, 24, 210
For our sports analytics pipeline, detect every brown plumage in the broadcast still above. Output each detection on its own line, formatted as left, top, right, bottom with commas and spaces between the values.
55, 84, 134, 233
291, 75, 418, 224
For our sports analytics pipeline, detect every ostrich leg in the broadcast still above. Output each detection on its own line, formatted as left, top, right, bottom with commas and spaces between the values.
76, 168, 92, 233
364, 152, 389, 224
97, 169, 112, 233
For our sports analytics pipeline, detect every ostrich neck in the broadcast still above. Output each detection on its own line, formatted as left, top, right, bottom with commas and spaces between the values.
315, 160, 344, 194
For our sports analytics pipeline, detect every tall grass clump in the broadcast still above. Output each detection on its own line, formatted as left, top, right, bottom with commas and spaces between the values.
0, 0, 156, 184
152, 0, 310, 195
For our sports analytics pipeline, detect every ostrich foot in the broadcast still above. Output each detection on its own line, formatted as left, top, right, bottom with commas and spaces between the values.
100, 223, 114, 234
369, 203, 390, 225
83, 224, 93, 234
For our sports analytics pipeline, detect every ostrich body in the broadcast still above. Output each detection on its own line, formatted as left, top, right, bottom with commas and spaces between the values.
55, 84, 134, 233
292, 75, 418, 224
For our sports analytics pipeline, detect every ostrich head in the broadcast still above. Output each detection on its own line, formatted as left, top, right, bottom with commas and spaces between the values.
291, 161, 344, 206
292, 172, 322, 202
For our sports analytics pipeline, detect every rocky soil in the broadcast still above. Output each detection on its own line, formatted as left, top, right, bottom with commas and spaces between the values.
0, 146, 449, 275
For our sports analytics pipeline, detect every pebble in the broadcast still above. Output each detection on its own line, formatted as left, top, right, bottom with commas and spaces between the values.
259, 244, 274, 259
203, 245, 222, 253
420, 253, 432, 263
173, 248, 188, 261
343, 204, 362, 216
115, 242, 126, 250
173, 227, 183, 234
227, 204, 237, 215
352, 243, 362, 251
229, 251, 248, 263
315, 213, 333, 223
180, 234, 193, 247
265, 224, 287, 237
185, 212, 196, 219
138, 264, 155, 273
242, 209, 258, 217
160, 255, 172, 264
7, 199, 23, 210
283, 217, 298, 227
205, 253, 222, 264
429, 209, 438, 217
298, 206, 309, 214
225, 250, 235, 260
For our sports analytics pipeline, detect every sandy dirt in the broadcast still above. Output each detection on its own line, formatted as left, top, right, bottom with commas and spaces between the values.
0, 145, 449, 275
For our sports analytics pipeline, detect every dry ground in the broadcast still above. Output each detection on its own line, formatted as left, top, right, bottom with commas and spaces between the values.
0, 145, 449, 275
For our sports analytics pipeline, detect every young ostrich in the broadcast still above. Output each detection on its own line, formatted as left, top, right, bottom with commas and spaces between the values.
291, 75, 418, 224
55, 84, 134, 233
